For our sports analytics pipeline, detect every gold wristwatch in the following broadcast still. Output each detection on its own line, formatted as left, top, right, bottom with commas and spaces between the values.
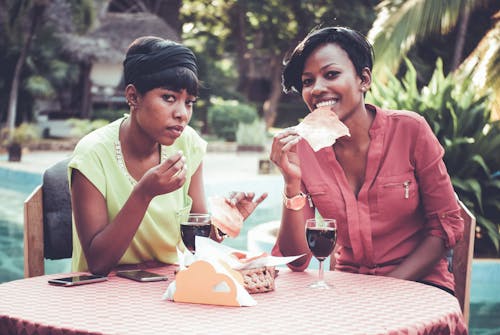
283, 192, 307, 210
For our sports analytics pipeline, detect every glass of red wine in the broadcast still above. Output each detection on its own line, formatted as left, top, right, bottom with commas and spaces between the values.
305, 218, 337, 289
180, 213, 212, 254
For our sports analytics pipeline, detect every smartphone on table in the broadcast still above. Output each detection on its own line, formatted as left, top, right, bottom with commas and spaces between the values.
48, 274, 108, 287
116, 270, 168, 282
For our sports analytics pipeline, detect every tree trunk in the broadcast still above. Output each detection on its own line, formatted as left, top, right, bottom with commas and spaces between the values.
259, 0, 309, 128
79, 62, 93, 119
263, 54, 285, 128
5, 2, 46, 137
228, 2, 249, 94
6, 50, 24, 132
451, 3, 470, 72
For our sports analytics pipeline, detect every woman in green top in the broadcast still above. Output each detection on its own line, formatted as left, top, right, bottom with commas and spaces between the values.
69, 36, 267, 275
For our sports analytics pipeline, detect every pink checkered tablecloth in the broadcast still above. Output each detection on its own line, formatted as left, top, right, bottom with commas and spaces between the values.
0, 266, 467, 335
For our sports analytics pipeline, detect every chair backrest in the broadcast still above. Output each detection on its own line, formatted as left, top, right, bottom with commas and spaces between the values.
24, 158, 73, 277
452, 198, 476, 326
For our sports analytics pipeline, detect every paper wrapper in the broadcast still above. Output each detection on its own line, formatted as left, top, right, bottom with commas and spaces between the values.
295, 106, 350, 151
208, 196, 243, 238
163, 237, 303, 306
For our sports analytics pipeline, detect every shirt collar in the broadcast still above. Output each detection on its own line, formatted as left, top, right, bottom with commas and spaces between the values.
366, 103, 387, 139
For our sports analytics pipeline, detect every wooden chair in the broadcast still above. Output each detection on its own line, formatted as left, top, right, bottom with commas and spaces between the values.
452, 198, 476, 326
24, 158, 73, 277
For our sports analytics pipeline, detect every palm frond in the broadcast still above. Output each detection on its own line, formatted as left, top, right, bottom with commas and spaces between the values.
459, 11, 500, 119
368, 0, 483, 76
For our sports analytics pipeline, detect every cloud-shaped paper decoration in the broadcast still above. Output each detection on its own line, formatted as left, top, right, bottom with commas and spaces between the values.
173, 260, 241, 306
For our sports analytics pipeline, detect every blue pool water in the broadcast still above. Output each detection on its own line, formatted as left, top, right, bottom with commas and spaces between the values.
469, 261, 500, 334
0, 167, 499, 334
0, 166, 284, 282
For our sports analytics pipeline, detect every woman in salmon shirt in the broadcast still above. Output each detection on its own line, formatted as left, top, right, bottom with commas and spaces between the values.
270, 26, 464, 295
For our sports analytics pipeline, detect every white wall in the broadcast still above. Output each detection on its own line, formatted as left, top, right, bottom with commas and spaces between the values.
90, 62, 122, 87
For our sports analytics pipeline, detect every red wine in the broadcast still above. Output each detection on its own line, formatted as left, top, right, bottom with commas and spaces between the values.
180, 223, 211, 252
306, 227, 337, 260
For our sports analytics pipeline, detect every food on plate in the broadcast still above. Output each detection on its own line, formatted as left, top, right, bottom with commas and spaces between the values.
295, 106, 350, 151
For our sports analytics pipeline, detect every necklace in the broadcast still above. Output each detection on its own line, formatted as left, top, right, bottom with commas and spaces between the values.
114, 140, 168, 186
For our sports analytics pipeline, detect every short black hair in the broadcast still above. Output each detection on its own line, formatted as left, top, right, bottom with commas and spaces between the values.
282, 26, 374, 94
124, 36, 199, 96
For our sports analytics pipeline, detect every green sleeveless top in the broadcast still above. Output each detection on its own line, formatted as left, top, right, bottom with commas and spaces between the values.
68, 117, 206, 271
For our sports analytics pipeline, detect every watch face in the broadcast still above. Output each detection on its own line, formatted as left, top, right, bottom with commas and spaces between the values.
285, 193, 306, 210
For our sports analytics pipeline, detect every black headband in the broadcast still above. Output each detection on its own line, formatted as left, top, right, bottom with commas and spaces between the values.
123, 43, 198, 85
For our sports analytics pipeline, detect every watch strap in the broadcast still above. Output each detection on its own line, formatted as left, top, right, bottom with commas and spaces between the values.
283, 192, 307, 210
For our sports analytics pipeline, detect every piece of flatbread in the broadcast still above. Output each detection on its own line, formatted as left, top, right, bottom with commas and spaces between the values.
230, 251, 268, 264
295, 106, 350, 151
208, 196, 244, 238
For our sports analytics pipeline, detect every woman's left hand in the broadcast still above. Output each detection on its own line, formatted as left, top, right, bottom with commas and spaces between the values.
226, 191, 268, 220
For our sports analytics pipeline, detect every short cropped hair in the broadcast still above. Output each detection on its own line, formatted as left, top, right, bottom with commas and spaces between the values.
282, 26, 374, 94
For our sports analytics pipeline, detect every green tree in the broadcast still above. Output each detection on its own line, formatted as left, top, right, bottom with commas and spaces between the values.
2, 0, 49, 139
0, 0, 94, 134
367, 0, 500, 117
181, 0, 376, 128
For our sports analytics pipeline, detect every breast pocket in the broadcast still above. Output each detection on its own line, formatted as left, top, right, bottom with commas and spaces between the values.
307, 185, 345, 221
376, 172, 419, 220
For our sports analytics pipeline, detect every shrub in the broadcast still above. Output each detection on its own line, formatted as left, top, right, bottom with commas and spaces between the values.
66, 118, 109, 138
236, 119, 268, 147
368, 58, 500, 256
207, 98, 258, 141
92, 108, 126, 122
0, 123, 41, 162
0, 123, 40, 148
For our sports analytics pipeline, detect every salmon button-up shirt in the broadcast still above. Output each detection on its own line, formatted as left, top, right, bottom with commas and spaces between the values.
273, 104, 464, 292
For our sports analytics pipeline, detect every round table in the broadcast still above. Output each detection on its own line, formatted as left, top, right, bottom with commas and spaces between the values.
0, 266, 467, 335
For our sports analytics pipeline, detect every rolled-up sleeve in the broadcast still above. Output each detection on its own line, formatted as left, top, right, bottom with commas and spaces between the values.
414, 117, 464, 248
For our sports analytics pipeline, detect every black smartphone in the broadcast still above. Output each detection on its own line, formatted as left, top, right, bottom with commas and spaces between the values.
48, 274, 108, 287
116, 270, 168, 282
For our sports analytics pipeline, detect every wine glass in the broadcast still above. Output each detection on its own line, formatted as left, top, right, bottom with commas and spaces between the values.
180, 213, 212, 254
305, 218, 337, 289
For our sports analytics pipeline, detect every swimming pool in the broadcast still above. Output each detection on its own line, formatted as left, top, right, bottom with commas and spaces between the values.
0, 167, 498, 334
0, 165, 284, 282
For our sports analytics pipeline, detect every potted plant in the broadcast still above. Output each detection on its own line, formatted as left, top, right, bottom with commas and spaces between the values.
1, 123, 40, 162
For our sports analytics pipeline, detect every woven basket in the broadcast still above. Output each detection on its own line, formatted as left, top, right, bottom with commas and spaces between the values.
238, 266, 276, 294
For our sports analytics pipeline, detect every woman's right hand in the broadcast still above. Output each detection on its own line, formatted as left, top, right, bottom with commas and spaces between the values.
135, 151, 187, 200
270, 128, 302, 184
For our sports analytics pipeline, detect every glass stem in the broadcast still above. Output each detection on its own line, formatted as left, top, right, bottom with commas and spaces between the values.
318, 260, 324, 282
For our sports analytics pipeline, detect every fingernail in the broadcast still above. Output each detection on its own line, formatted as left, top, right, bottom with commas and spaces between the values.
178, 150, 183, 155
